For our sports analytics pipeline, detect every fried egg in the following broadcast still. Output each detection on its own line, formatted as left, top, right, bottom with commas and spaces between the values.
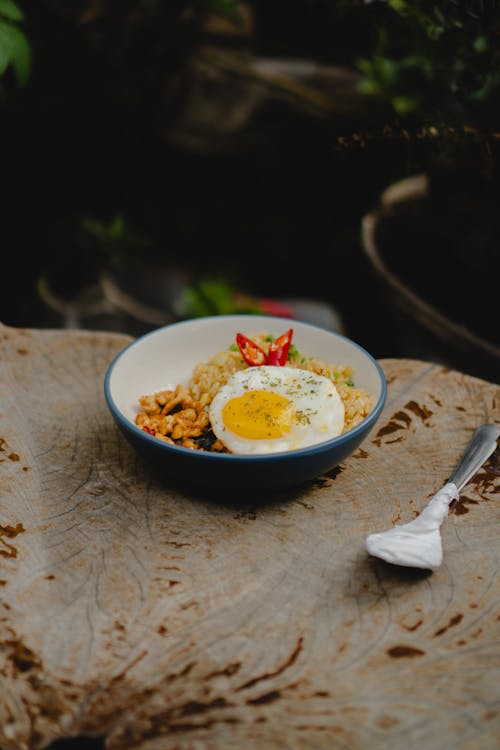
209, 365, 345, 455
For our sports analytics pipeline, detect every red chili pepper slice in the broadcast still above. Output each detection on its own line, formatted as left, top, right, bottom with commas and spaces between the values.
266, 328, 294, 366
236, 332, 267, 366
143, 425, 156, 436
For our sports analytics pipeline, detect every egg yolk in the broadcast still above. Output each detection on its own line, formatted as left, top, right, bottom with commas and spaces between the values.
222, 389, 295, 439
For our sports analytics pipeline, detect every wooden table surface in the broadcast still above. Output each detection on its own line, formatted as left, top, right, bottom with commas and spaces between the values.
1, 323, 499, 750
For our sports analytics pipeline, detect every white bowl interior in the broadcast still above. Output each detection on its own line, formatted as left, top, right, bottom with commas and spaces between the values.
108, 315, 384, 426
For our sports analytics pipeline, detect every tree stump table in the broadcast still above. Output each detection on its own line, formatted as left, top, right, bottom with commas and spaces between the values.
0, 323, 499, 750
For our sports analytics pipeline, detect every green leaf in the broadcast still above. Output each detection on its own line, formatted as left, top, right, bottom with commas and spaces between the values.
109, 214, 126, 239
83, 214, 126, 243
0, 31, 10, 75
0, 20, 30, 85
374, 56, 399, 86
8, 24, 29, 85
0, 0, 23, 22
474, 35, 488, 54
357, 77, 381, 97
388, 0, 404, 10
400, 54, 432, 78
471, 69, 500, 103
393, 95, 418, 115
206, 0, 239, 17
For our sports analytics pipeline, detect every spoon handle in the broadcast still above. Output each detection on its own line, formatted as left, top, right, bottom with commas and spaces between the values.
449, 424, 500, 492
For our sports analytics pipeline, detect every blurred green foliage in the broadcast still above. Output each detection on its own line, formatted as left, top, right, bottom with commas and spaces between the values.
5, 0, 500, 326
0, 0, 30, 89
81, 215, 154, 271
356, 0, 500, 132
180, 278, 264, 318
202, 0, 240, 16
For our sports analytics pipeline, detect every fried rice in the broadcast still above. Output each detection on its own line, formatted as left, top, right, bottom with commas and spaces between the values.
135, 332, 375, 451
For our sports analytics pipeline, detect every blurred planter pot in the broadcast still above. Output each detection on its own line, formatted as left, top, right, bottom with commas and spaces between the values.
361, 173, 500, 383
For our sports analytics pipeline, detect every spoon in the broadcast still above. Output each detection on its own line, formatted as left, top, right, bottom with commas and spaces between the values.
365, 423, 500, 570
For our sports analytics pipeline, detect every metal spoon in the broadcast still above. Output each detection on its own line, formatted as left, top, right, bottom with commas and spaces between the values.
365, 424, 500, 570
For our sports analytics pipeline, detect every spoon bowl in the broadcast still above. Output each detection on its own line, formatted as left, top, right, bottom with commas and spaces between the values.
365, 424, 500, 570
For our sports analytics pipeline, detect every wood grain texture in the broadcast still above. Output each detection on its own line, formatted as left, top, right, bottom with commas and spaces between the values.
0, 323, 499, 750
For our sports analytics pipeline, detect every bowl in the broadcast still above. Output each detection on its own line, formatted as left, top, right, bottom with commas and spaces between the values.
104, 315, 387, 493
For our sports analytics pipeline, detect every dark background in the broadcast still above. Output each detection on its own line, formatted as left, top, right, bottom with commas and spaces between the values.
2, 0, 499, 381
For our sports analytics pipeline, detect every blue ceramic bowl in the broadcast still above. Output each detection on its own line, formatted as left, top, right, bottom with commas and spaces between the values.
104, 315, 387, 493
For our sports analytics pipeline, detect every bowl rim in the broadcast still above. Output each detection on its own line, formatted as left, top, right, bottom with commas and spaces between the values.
104, 315, 387, 463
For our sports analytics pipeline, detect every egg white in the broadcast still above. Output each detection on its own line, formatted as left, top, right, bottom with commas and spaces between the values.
209, 365, 345, 455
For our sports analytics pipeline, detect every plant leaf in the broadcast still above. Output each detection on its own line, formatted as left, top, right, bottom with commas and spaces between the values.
0, 0, 23, 22
0, 29, 10, 75
0, 20, 30, 85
